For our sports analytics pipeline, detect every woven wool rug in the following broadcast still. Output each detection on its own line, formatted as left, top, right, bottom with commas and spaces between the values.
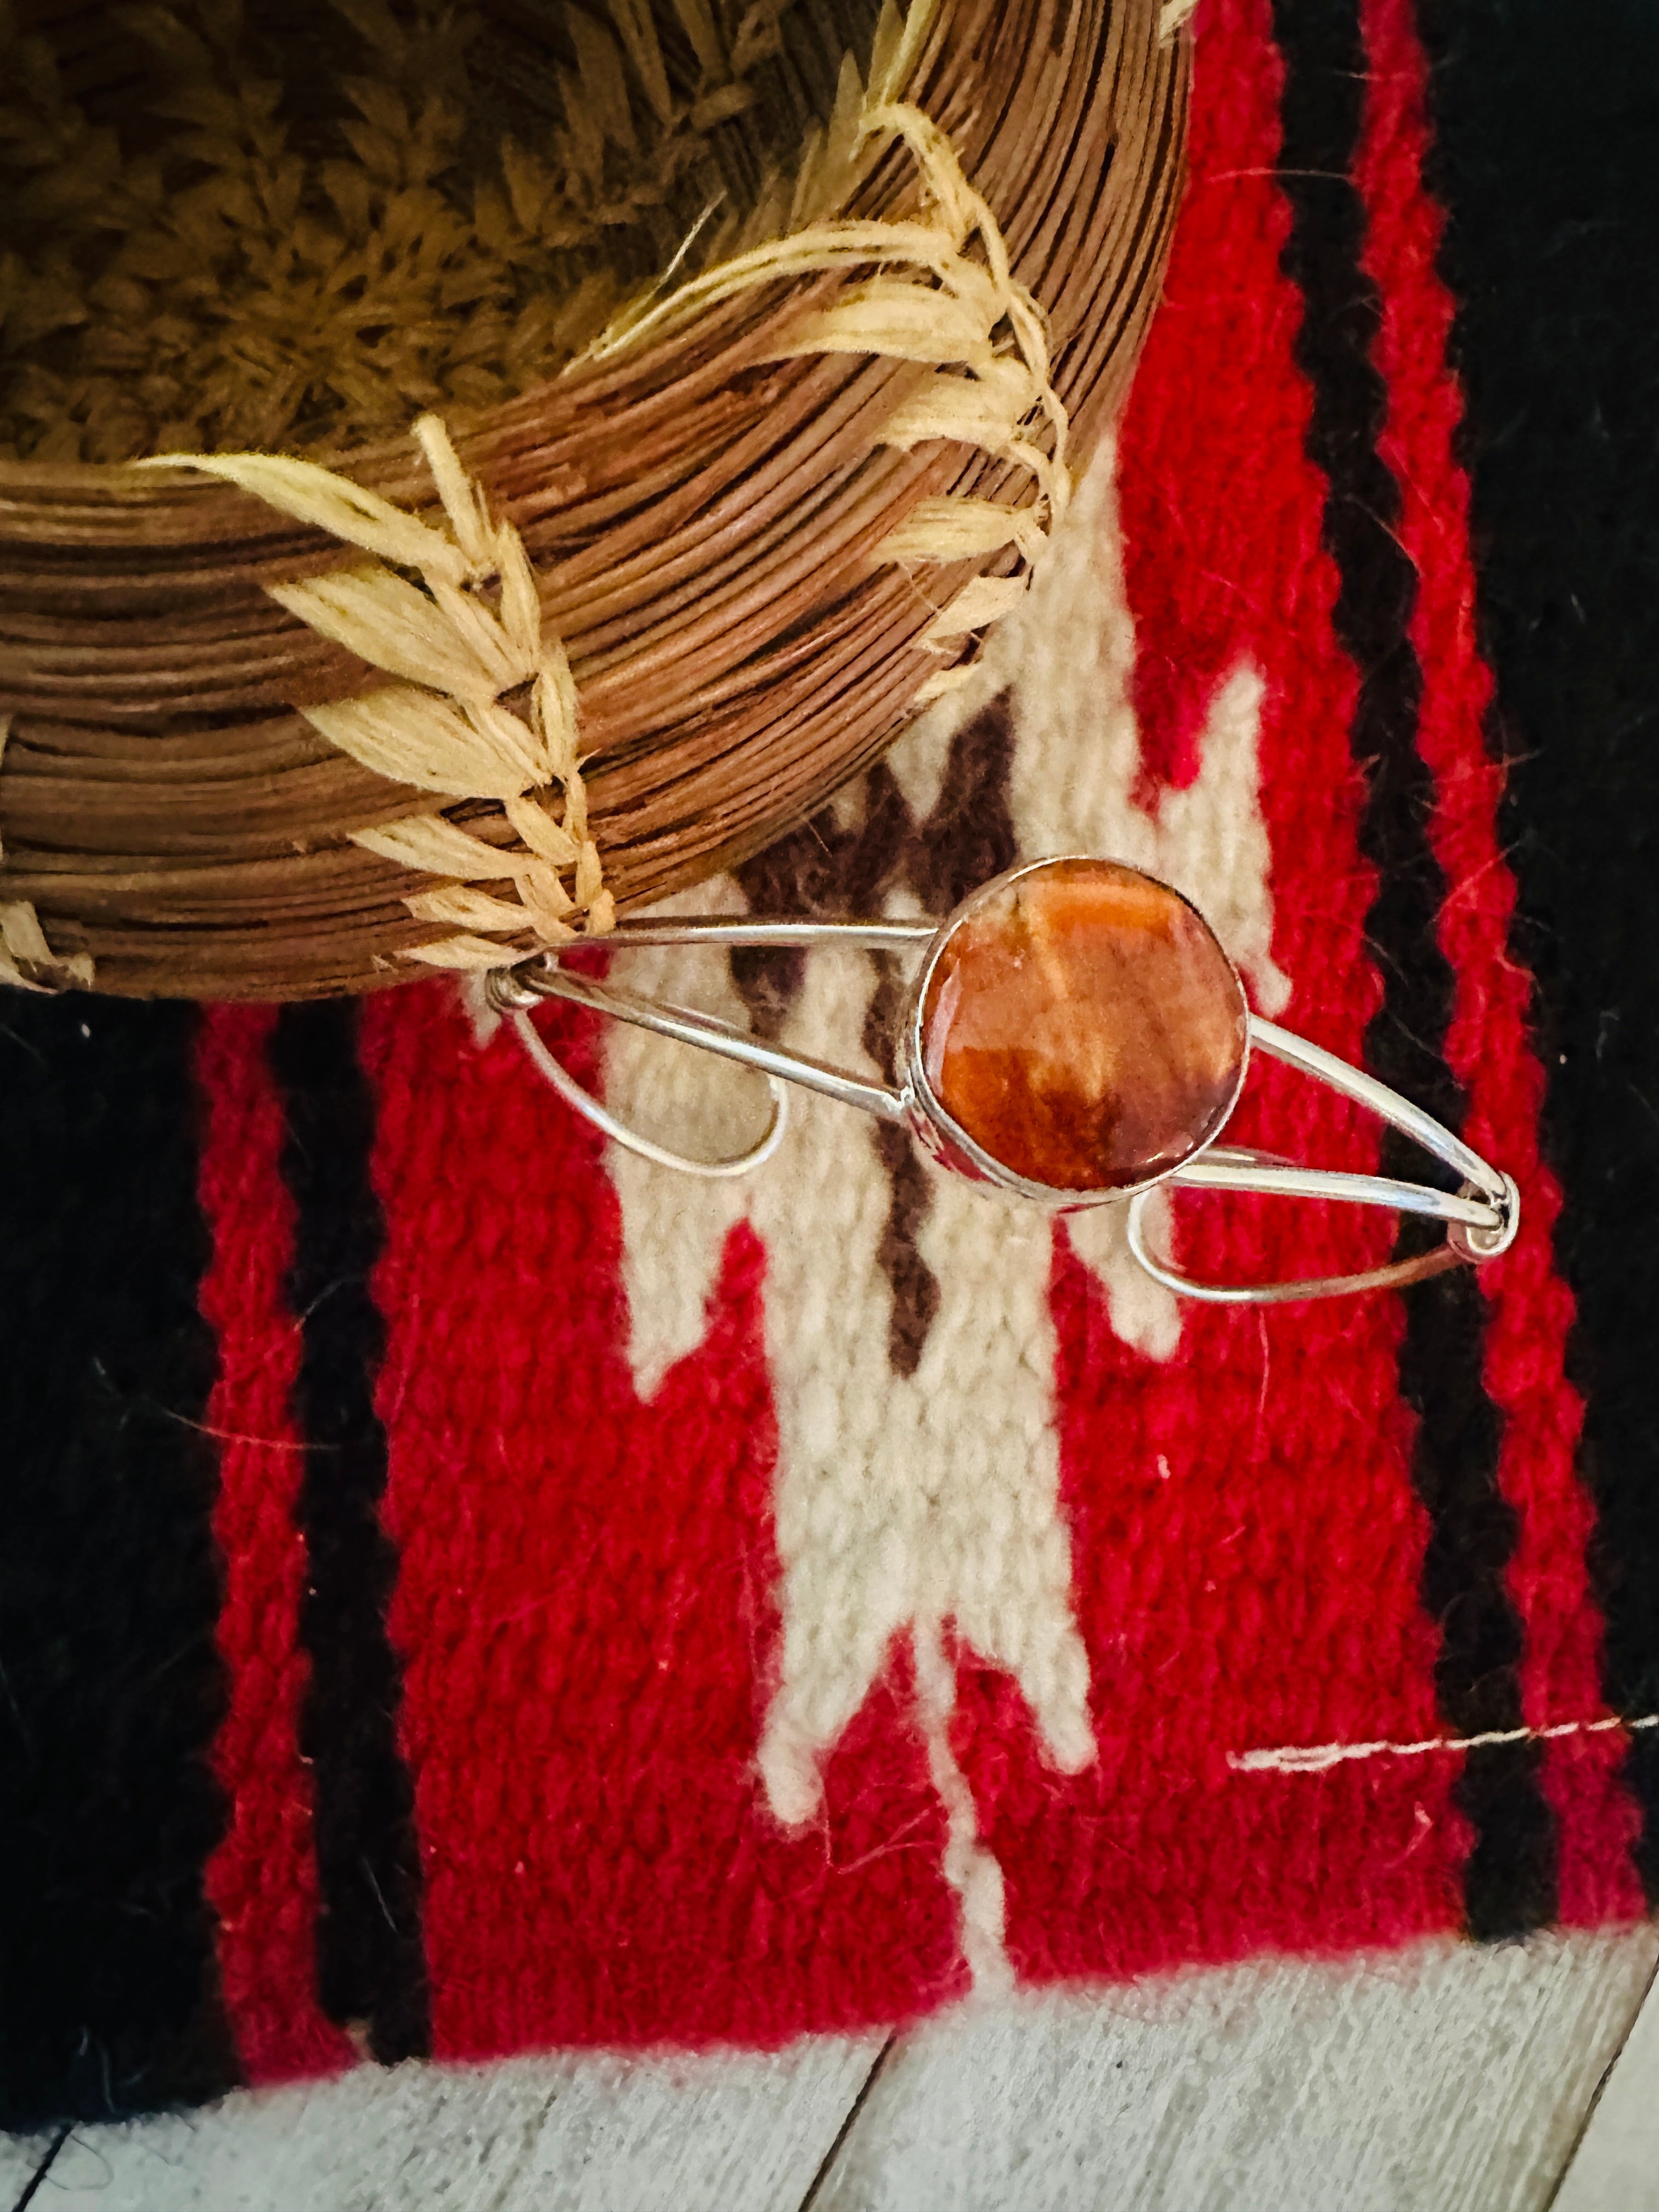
5, 0, 1658, 2128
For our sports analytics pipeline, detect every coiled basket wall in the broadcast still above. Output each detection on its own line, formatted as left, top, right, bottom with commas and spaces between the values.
0, 0, 1189, 998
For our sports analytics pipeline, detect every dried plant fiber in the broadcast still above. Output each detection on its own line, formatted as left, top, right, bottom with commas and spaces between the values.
0, 0, 1189, 998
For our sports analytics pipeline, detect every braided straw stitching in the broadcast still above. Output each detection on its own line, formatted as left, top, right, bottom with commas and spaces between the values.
595, 94, 1071, 701
775, 100, 1071, 702
138, 89, 1069, 979
141, 415, 613, 974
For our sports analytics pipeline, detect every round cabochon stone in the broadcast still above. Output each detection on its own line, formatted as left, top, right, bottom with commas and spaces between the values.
917, 858, 1249, 1193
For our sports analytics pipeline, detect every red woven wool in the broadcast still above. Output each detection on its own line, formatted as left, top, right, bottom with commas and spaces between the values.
162, 0, 1647, 2089
11, 0, 1659, 2135
1353, 0, 1642, 1923
958, 0, 1459, 1981
359, 988, 966, 2057
196, 1006, 353, 2081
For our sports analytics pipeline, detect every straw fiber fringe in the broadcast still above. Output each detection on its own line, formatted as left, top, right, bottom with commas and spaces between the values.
0, 0, 1188, 1000
768, 101, 1070, 699
147, 95, 1070, 978
0, 714, 92, 992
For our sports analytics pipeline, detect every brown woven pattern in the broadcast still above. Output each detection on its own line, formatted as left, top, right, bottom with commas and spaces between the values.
0, 0, 1187, 998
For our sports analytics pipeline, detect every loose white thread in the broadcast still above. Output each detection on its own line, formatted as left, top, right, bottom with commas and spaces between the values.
1230, 1712, 1659, 1776
913, 1617, 1014, 1999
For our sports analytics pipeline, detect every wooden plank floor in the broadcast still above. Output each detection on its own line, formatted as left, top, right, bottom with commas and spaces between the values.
7, 1929, 1657, 2211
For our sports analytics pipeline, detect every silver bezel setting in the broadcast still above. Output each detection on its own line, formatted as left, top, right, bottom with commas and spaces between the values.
899, 855, 1253, 1211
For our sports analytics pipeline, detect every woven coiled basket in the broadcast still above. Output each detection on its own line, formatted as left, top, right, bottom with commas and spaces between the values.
0, 0, 1189, 999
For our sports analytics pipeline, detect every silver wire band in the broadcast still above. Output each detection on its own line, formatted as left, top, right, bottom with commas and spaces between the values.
1127, 1149, 1503, 1306
493, 960, 908, 1123
1169, 1153, 1500, 1234
488, 922, 1519, 1305
1248, 1018, 1503, 1203
1126, 1015, 1521, 1303
526, 917, 938, 951
510, 1011, 789, 1180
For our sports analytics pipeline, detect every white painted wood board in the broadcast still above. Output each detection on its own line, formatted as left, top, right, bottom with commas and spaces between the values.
0, 2038, 881, 2212
1551, 1943, 1659, 2212
5, 1931, 1657, 2212
811, 1929, 1659, 2212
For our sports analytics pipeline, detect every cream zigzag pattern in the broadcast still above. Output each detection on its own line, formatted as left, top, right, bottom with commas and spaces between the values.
599, 438, 1290, 1987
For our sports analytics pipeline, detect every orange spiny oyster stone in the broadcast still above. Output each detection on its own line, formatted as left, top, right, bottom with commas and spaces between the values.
918, 859, 1248, 1193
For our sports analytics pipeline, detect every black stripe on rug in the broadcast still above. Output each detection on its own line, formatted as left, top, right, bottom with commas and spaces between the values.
1271, 0, 1556, 1937
1416, 0, 1659, 1901
269, 1000, 431, 2062
0, 996, 239, 2126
